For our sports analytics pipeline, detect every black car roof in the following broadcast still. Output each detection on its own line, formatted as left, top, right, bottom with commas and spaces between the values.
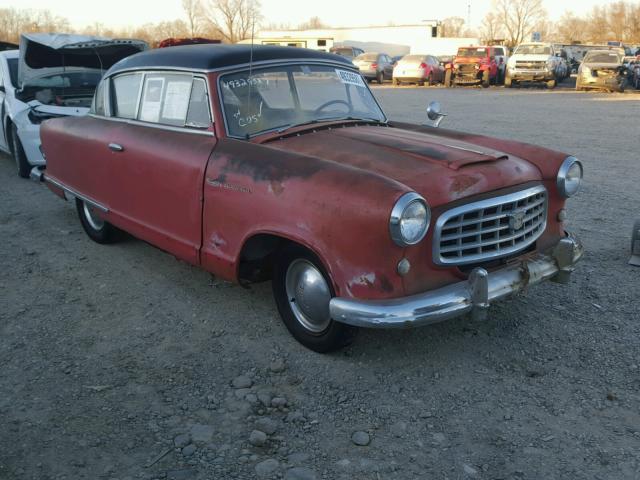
107, 44, 353, 75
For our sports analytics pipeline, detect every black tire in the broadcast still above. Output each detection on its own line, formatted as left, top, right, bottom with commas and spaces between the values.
10, 124, 31, 179
272, 245, 358, 353
481, 70, 490, 88
444, 69, 452, 87
546, 78, 557, 89
76, 198, 120, 244
617, 80, 626, 93
427, 73, 434, 86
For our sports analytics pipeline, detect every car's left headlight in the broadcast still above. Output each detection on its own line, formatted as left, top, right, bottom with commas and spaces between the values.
557, 156, 584, 198
390, 192, 431, 246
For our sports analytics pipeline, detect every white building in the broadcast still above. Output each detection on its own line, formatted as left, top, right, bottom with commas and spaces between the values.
240, 23, 479, 57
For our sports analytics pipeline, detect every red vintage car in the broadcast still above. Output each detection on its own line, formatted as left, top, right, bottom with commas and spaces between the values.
34, 45, 584, 352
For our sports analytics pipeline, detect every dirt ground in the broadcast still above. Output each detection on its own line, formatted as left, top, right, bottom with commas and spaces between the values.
1, 84, 639, 480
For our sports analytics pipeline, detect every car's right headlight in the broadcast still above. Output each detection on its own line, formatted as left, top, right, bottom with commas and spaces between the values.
390, 192, 431, 246
557, 156, 584, 198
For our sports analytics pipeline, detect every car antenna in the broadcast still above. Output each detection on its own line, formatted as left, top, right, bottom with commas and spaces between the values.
245, 2, 256, 141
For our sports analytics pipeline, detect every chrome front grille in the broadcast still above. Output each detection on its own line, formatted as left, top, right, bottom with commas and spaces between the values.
515, 60, 546, 70
433, 186, 548, 266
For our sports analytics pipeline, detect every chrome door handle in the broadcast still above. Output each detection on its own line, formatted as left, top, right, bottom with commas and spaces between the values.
108, 143, 124, 152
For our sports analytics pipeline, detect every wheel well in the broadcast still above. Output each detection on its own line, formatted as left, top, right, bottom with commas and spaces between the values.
237, 234, 321, 284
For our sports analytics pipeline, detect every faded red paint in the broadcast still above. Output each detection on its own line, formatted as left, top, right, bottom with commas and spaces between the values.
40, 71, 571, 303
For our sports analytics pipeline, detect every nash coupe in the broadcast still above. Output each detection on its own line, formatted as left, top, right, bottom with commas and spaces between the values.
35, 45, 584, 352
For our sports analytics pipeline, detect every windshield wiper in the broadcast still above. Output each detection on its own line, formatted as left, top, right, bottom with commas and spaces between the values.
275, 116, 387, 133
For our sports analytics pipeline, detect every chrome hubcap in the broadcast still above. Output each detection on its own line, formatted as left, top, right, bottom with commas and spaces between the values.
285, 259, 332, 333
83, 203, 104, 231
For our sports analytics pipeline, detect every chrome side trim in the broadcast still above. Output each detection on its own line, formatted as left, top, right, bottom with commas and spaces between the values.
330, 232, 584, 329
433, 185, 548, 266
45, 175, 109, 213
86, 114, 215, 136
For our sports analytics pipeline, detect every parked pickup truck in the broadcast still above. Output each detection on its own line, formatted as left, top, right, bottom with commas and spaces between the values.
506, 42, 562, 88
34, 45, 584, 352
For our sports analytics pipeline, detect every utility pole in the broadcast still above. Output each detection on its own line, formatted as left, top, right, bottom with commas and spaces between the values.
467, 1, 471, 29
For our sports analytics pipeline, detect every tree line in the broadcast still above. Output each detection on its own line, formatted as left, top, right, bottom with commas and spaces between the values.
1, 0, 639, 50
443, 0, 640, 48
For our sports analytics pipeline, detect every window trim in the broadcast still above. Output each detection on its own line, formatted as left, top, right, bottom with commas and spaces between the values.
92, 69, 214, 136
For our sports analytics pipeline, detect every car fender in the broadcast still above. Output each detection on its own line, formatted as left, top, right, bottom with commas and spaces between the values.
200, 138, 412, 299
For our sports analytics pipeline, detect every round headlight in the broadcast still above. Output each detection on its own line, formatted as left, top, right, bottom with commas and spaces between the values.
390, 192, 431, 247
557, 156, 584, 198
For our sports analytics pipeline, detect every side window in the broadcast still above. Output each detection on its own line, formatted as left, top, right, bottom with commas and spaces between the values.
112, 73, 143, 119
186, 78, 212, 128
90, 79, 106, 116
139, 73, 192, 126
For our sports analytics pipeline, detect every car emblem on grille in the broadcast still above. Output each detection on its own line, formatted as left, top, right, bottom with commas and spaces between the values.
508, 211, 526, 231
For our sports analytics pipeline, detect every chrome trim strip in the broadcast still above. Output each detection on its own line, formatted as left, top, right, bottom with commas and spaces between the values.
45, 175, 109, 213
330, 233, 583, 329
432, 185, 548, 266
86, 114, 215, 136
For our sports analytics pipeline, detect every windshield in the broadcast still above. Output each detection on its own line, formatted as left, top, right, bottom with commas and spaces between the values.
583, 51, 623, 64
400, 55, 426, 63
219, 64, 386, 138
457, 48, 487, 58
332, 48, 354, 57
515, 45, 551, 55
7, 58, 18, 87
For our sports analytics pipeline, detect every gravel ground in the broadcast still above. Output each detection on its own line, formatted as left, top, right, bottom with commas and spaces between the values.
1, 85, 639, 480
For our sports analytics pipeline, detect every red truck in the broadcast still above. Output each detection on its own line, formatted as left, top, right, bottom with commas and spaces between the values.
445, 46, 502, 88
34, 45, 584, 352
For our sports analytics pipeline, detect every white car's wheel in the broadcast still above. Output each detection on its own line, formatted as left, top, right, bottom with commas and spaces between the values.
10, 125, 31, 179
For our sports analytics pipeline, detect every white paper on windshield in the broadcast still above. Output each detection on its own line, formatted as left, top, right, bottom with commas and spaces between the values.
162, 81, 192, 121
140, 77, 164, 123
335, 69, 366, 87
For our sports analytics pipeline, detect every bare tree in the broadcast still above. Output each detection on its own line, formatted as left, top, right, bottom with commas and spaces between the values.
297, 17, 327, 30
494, 0, 547, 47
182, 0, 203, 37
554, 12, 588, 44
202, 0, 261, 43
441, 17, 466, 38
480, 12, 503, 44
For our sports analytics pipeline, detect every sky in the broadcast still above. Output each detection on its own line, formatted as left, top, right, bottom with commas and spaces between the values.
0, 0, 621, 30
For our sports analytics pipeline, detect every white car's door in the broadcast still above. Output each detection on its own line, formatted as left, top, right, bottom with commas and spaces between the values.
0, 58, 9, 152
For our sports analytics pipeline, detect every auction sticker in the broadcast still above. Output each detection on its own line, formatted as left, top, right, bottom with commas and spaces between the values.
335, 69, 366, 87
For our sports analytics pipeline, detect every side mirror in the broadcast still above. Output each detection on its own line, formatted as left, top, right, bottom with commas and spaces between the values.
426, 101, 447, 127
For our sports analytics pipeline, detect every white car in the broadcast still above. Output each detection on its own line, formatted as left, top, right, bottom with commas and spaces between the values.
0, 33, 146, 177
505, 43, 562, 89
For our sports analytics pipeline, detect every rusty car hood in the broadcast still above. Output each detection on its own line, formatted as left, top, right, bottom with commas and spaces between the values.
265, 124, 543, 205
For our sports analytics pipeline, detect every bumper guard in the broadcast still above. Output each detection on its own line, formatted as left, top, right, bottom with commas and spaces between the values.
329, 233, 584, 329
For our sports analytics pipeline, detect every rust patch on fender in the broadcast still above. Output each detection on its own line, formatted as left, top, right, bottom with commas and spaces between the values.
451, 174, 480, 194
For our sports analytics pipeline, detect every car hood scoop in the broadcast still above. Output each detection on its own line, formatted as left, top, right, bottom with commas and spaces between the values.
333, 127, 509, 170
18, 33, 147, 88
266, 124, 540, 203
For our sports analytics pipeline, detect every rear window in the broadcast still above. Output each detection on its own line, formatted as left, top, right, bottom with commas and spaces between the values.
355, 53, 378, 62
401, 55, 426, 62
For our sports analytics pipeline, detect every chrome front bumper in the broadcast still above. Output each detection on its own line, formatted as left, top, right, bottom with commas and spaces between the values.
330, 233, 583, 329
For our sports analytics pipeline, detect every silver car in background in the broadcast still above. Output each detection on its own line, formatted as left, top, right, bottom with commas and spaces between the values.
576, 49, 628, 92
392, 54, 444, 86
353, 52, 394, 83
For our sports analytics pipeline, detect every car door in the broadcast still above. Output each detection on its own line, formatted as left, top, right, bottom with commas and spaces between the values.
0, 58, 8, 152
106, 71, 216, 265
381, 55, 392, 79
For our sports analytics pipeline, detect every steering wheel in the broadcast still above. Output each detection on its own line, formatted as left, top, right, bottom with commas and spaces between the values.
314, 99, 352, 116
